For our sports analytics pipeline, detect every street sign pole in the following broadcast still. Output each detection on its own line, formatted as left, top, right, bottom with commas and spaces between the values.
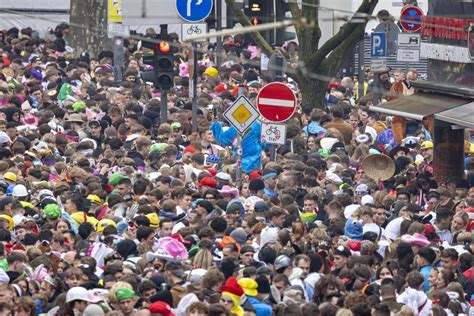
358, 35, 365, 101
372, 76, 380, 106
216, 0, 223, 68
191, 42, 198, 132
270, 145, 276, 161
235, 84, 245, 186
113, 36, 124, 83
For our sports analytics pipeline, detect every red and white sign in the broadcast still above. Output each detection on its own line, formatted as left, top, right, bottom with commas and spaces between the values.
256, 82, 297, 123
400, 5, 423, 33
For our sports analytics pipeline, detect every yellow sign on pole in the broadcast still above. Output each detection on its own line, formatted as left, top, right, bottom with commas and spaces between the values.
108, 0, 123, 23
223, 96, 260, 135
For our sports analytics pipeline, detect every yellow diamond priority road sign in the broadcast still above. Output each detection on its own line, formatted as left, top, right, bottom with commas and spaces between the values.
223, 96, 260, 135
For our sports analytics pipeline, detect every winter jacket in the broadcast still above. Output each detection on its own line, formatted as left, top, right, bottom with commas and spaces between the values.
211, 121, 263, 174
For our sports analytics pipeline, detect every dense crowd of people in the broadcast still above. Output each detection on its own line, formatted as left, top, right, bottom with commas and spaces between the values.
0, 23, 472, 316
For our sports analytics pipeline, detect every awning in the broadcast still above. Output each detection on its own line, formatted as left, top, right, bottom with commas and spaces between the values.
435, 102, 474, 129
369, 93, 470, 121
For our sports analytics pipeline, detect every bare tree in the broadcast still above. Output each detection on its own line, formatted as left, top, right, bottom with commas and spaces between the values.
226, 0, 379, 108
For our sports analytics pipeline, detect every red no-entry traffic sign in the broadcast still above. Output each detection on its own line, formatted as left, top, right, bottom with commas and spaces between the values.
257, 82, 297, 123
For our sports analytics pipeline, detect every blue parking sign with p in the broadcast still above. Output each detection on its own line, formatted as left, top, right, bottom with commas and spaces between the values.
371, 32, 387, 57
176, 0, 213, 23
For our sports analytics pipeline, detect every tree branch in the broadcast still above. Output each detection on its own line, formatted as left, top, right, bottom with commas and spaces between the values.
320, 23, 365, 77
288, 1, 302, 40
224, 0, 273, 56
308, 0, 378, 69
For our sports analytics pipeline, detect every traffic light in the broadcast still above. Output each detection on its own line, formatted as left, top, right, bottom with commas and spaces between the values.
248, 0, 263, 14
141, 36, 176, 90
275, 0, 294, 46
206, 5, 216, 30
245, 0, 270, 43
155, 39, 175, 90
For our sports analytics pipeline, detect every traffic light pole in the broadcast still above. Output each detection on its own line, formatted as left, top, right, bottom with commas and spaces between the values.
160, 90, 168, 124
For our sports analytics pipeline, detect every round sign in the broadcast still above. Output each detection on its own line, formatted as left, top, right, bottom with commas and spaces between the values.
257, 82, 297, 123
400, 5, 423, 32
176, 0, 213, 23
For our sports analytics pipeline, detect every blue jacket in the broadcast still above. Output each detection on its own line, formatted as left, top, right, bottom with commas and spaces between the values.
211, 121, 262, 174
420, 265, 432, 293
247, 296, 272, 316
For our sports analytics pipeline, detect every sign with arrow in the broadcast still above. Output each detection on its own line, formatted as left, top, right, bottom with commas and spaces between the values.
400, 5, 423, 33
176, 0, 213, 23
371, 32, 387, 57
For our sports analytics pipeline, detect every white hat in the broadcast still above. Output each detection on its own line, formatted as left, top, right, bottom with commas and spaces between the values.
33, 141, 49, 152
215, 172, 231, 181
356, 134, 370, 144
402, 136, 420, 147
244, 196, 264, 211
364, 126, 377, 140
38, 189, 54, 200
12, 184, 28, 198
176, 293, 199, 316
66, 287, 98, 303
185, 268, 207, 285
172, 222, 186, 235
326, 171, 343, 185
361, 195, 374, 206
320, 137, 338, 150
260, 226, 278, 247
21, 100, 32, 112
344, 204, 360, 219
83, 304, 105, 316
355, 184, 369, 196
12, 215, 27, 227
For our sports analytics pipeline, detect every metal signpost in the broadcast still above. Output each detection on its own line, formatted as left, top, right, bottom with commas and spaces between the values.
223, 86, 255, 185
176, 0, 211, 131
191, 42, 198, 132
256, 82, 296, 161
370, 32, 388, 106
357, 36, 366, 101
